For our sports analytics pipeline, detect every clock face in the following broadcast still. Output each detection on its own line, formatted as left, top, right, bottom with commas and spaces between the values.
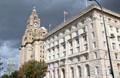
34, 22, 38, 27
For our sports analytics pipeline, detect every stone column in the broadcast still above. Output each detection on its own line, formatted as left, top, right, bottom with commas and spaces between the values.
26, 44, 32, 62
33, 41, 40, 61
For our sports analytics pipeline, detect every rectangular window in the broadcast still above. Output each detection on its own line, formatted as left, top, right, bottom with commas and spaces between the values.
90, 23, 93, 28
63, 37, 65, 42
83, 35, 87, 41
93, 42, 96, 48
78, 66, 82, 77
81, 19, 85, 24
92, 32, 95, 38
85, 54, 89, 60
112, 43, 116, 50
82, 27, 86, 32
84, 44, 88, 51
77, 47, 80, 53
57, 53, 60, 58
115, 53, 118, 59
108, 18, 111, 22
63, 51, 66, 57
70, 58, 73, 62
63, 44, 66, 49
53, 55, 55, 59
110, 26, 113, 31
95, 66, 99, 75
117, 36, 120, 41
69, 41, 73, 47
75, 23, 78, 27
70, 34, 72, 39
116, 28, 119, 33
108, 66, 112, 74
70, 49, 73, 54
76, 39, 79, 44
94, 52, 98, 59
71, 67, 74, 78
77, 56, 80, 61
76, 31, 79, 36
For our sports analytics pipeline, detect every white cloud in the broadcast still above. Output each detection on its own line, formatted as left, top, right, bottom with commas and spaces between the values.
0, 40, 19, 73
0, 40, 19, 58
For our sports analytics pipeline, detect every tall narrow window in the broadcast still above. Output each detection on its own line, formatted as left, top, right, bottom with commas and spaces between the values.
83, 35, 87, 41
95, 66, 99, 75
57, 69, 59, 78
117, 36, 120, 42
63, 44, 66, 49
94, 52, 98, 59
63, 51, 66, 57
116, 28, 119, 33
69, 41, 73, 47
70, 49, 73, 54
81, 19, 85, 24
108, 66, 112, 74
84, 44, 88, 51
53, 55, 55, 59
71, 67, 74, 78
86, 65, 90, 76
84, 54, 89, 60
115, 53, 118, 59
82, 27, 86, 32
78, 66, 82, 77
70, 34, 72, 39
92, 32, 95, 38
112, 43, 116, 50
77, 56, 80, 61
117, 64, 120, 76
76, 39, 79, 44
76, 31, 78, 36
110, 26, 113, 31
90, 23, 93, 28
57, 53, 59, 58
77, 47, 80, 53
93, 42, 96, 48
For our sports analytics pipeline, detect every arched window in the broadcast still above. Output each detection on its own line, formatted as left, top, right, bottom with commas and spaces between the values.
86, 64, 90, 76
78, 66, 82, 77
71, 67, 74, 78
117, 64, 120, 76
95, 66, 99, 75
57, 69, 59, 78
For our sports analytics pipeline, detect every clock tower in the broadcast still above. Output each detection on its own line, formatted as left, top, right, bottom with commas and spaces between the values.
19, 8, 48, 68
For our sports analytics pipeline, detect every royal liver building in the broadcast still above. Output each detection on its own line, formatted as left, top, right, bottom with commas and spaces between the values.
19, 4, 120, 78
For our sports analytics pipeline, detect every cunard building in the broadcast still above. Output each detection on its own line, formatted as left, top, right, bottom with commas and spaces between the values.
19, 4, 120, 78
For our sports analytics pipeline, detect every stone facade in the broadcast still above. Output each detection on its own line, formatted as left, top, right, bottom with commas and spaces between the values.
19, 8, 48, 68
19, 4, 120, 78
44, 4, 120, 78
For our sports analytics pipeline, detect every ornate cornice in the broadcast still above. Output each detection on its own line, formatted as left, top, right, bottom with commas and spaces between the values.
19, 38, 44, 49
44, 4, 120, 39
